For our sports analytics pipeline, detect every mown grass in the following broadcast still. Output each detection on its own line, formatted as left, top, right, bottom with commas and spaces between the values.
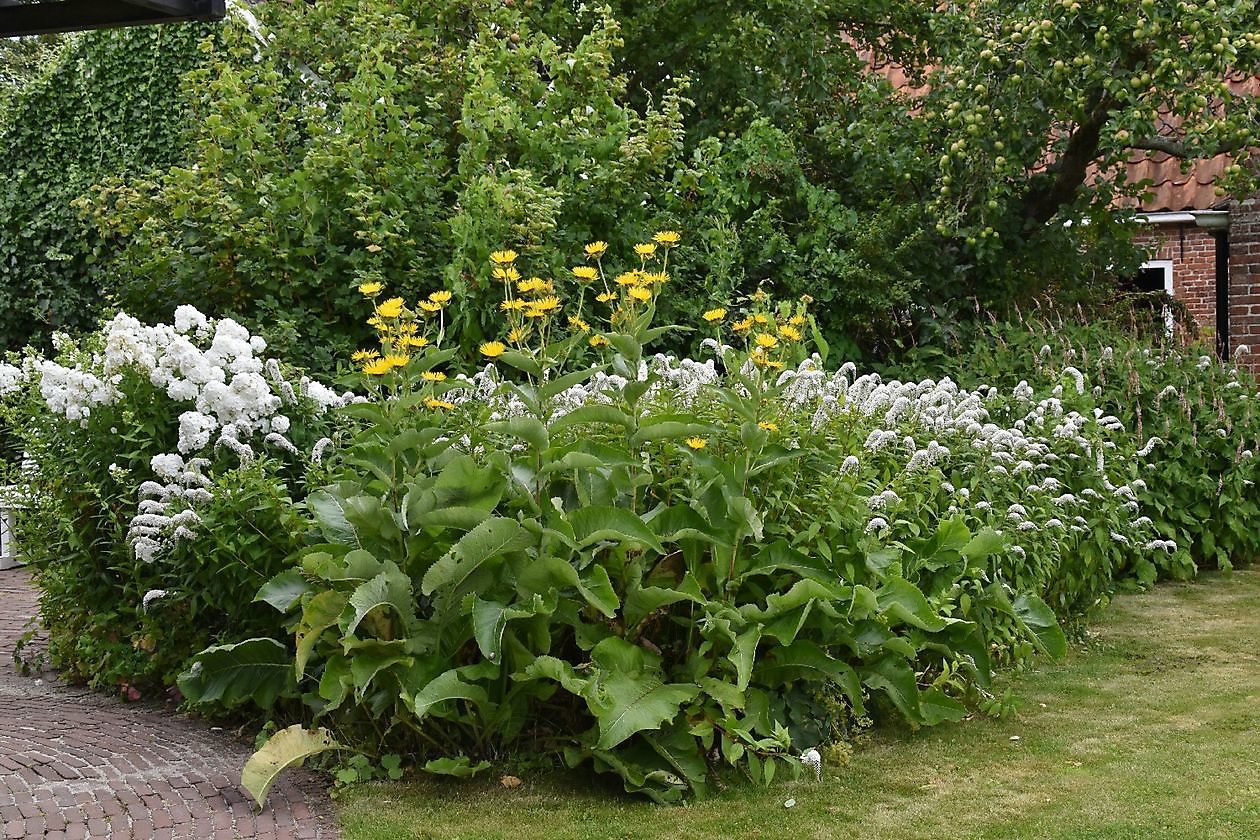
336, 568, 1260, 840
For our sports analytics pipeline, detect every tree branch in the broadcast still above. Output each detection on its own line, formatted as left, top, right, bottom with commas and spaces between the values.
1129, 135, 1247, 158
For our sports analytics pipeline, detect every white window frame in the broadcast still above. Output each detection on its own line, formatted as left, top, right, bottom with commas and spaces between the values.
1140, 259, 1174, 336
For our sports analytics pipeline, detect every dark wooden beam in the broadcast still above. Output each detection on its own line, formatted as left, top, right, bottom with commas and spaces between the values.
0, 0, 226, 37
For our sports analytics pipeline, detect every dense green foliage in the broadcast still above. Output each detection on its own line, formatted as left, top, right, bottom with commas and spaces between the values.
52, 0, 1257, 367
5, 254, 1256, 800
0, 24, 212, 352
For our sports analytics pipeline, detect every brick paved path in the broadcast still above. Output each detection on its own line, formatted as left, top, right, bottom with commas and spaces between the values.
1, 568, 339, 839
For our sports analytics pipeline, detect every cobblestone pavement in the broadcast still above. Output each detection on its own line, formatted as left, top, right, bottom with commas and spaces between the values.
1, 568, 339, 839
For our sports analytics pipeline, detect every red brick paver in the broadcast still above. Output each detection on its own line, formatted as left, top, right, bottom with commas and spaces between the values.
1, 569, 338, 839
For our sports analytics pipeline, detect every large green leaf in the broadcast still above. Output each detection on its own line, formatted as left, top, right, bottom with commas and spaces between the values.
876, 577, 960, 632
756, 639, 865, 713
295, 589, 349, 678
343, 566, 415, 638
624, 579, 703, 628
345, 638, 412, 700
1012, 593, 1068, 659
742, 541, 835, 584
178, 638, 293, 709
569, 506, 665, 554
548, 403, 635, 433
919, 686, 967, 725
522, 654, 591, 696
962, 527, 1006, 562
576, 563, 621, 618
423, 756, 492, 778
630, 420, 711, 448
472, 595, 548, 663
569, 638, 701, 751
861, 655, 923, 724
591, 670, 699, 750
306, 489, 358, 544
254, 570, 312, 613
242, 726, 345, 810
644, 720, 709, 795
485, 416, 550, 450
411, 668, 490, 722
729, 625, 761, 691
420, 516, 532, 597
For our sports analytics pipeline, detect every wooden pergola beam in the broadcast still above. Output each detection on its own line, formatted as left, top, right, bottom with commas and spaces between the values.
0, 0, 226, 37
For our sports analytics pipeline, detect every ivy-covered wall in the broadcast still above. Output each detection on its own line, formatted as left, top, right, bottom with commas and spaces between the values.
0, 22, 214, 352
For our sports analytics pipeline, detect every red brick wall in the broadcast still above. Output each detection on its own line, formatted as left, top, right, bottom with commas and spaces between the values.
1228, 196, 1260, 375
1132, 224, 1218, 334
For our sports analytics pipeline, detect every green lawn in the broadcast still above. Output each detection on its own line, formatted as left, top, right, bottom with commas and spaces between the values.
336, 568, 1260, 840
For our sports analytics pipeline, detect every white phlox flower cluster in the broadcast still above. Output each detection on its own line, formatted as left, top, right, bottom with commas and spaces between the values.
0, 362, 27, 397
129, 455, 212, 563
29, 308, 353, 461
33, 358, 120, 425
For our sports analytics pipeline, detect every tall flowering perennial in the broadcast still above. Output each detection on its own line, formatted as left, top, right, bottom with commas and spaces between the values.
7, 306, 356, 566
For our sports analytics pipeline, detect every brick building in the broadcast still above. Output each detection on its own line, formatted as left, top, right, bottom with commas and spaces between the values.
1126, 152, 1260, 373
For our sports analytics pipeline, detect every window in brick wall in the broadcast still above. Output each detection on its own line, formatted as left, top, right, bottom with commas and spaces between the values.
1133, 259, 1174, 336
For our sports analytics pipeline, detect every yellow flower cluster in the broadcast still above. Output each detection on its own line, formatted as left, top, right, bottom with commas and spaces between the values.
724, 291, 811, 371
353, 281, 457, 412
481, 232, 682, 358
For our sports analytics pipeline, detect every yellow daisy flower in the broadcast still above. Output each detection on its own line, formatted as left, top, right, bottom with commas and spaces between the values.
424, 398, 456, 411
403, 335, 429, 349
634, 243, 657, 257
571, 266, 598, 282
362, 358, 393, 375
507, 327, 528, 343
428, 290, 453, 305
518, 277, 549, 294
357, 281, 383, 296
490, 250, 518, 265
530, 295, 561, 313
778, 325, 802, 341
569, 315, 591, 332
479, 341, 507, 358
351, 349, 379, 363
613, 272, 641, 287
758, 421, 779, 432
589, 335, 610, 347
755, 333, 779, 349
422, 371, 447, 382
627, 286, 652, 302
418, 300, 443, 313
584, 241, 609, 259
702, 308, 727, 322
376, 297, 405, 319
753, 313, 770, 324
652, 230, 681, 245
789, 314, 806, 326
685, 436, 707, 450
500, 299, 527, 312
596, 292, 618, 303
642, 271, 669, 285
493, 266, 521, 283
732, 318, 753, 332
382, 353, 410, 369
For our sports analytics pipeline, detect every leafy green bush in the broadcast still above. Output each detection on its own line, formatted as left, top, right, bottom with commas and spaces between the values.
82, 3, 699, 372
0, 23, 213, 353
172, 240, 1217, 804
